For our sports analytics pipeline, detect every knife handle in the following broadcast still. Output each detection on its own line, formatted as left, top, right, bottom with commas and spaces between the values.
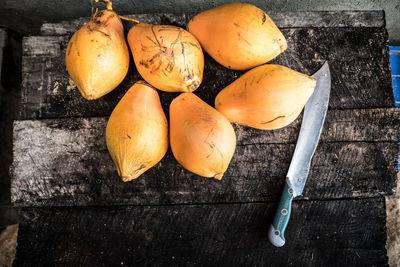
268, 181, 294, 247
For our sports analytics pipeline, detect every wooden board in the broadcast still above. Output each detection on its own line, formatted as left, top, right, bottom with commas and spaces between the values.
11, 108, 399, 207
11, 10, 396, 266
13, 198, 388, 266
19, 20, 393, 120
12, 9, 399, 207
40, 11, 385, 36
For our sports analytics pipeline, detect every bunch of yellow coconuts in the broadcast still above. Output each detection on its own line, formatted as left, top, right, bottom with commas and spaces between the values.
65, 1, 316, 182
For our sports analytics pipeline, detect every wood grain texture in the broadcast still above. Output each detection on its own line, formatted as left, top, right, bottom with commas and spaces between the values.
11, 11, 394, 265
11, 109, 399, 207
14, 198, 387, 266
19, 27, 393, 120
237, 108, 400, 145
40, 11, 385, 36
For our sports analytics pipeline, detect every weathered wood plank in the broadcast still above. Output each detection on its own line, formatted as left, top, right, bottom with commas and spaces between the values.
268, 10, 384, 28
237, 108, 400, 145
12, 107, 400, 145
11, 111, 399, 206
40, 11, 385, 36
14, 198, 388, 266
19, 26, 393, 119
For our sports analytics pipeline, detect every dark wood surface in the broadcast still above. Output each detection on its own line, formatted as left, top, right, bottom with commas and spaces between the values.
14, 198, 388, 266
40, 11, 385, 36
13, 11, 398, 207
11, 11, 397, 266
19, 20, 393, 120
11, 141, 399, 206
11, 108, 399, 207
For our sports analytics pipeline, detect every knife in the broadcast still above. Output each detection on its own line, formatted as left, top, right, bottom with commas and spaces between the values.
268, 62, 331, 247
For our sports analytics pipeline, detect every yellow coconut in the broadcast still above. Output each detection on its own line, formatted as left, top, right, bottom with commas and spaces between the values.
170, 93, 236, 179
65, 4, 129, 100
127, 23, 204, 92
187, 3, 287, 70
215, 64, 316, 130
106, 81, 168, 181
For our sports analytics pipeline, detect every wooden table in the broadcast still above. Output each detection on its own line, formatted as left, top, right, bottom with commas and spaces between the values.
11, 11, 399, 266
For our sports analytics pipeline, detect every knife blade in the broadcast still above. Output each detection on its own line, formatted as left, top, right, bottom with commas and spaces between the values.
268, 62, 331, 247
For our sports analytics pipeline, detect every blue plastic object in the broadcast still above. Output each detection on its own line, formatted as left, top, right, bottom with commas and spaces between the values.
389, 46, 400, 169
389, 46, 400, 107
397, 143, 400, 169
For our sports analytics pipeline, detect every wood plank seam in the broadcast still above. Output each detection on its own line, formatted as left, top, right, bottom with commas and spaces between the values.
10, 195, 394, 209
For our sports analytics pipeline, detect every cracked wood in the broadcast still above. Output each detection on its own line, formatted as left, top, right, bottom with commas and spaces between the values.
11, 108, 399, 207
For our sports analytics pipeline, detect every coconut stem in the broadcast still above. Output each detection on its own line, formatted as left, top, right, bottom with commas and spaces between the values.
118, 15, 140, 24
93, 0, 140, 23
94, 0, 113, 11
